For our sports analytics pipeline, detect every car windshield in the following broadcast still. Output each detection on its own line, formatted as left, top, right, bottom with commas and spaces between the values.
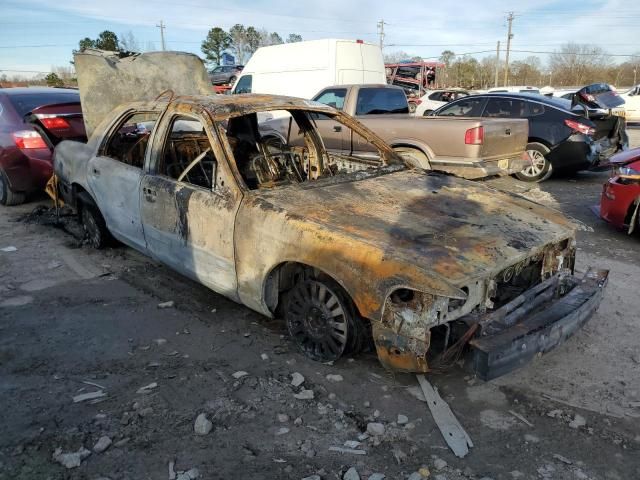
8, 91, 79, 116
225, 108, 405, 190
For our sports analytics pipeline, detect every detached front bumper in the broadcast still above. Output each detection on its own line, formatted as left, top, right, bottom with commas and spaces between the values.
469, 268, 609, 381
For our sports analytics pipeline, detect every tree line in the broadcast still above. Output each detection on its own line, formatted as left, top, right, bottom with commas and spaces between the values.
386, 43, 640, 89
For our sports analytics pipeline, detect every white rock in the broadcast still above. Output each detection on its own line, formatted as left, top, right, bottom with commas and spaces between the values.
397, 414, 409, 425
52, 447, 91, 469
261, 353, 269, 361
185, 468, 200, 479
232, 371, 249, 379
277, 413, 290, 423
276, 427, 290, 435
524, 433, 540, 443
73, 390, 106, 403
569, 414, 586, 429
344, 467, 360, 480
158, 300, 175, 308
194, 413, 213, 435
169, 460, 176, 480
364, 401, 371, 407
294, 389, 314, 400
136, 382, 158, 394
291, 372, 305, 387
366, 422, 385, 436
407, 473, 423, 480
294, 417, 303, 425
373, 409, 380, 418
93, 436, 112, 453
433, 457, 447, 470
153, 338, 168, 345
326, 374, 344, 382
369, 474, 386, 480
344, 440, 361, 449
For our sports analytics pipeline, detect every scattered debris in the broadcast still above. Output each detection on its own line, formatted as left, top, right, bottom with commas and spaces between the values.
169, 460, 176, 480
366, 422, 385, 436
294, 389, 314, 400
194, 413, 213, 435
81, 380, 106, 389
261, 353, 269, 361
343, 440, 361, 449
291, 372, 305, 387
52, 447, 91, 469
232, 371, 249, 379
276, 427, 290, 435
432, 457, 447, 470
157, 300, 175, 309
343, 466, 360, 480
392, 447, 407, 465
509, 410, 534, 427
114, 437, 130, 448
418, 466, 431, 477
73, 390, 106, 403
368, 474, 386, 480
1, 246, 17, 252
136, 382, 158, 394
552, 453, 572, 464
569, 414, 586, 429
326, 374, 344, 382
277, 413, 289, 423
328, 446, 366, 455
302, 475, 321, 480
524, 434, 540, 443
416, 374, 473, 458
92, 436, 112, 453
153, 338, 168, 346
397, 414, 409, 425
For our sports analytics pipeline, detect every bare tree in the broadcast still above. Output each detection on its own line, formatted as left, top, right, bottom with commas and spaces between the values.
383, 50, 411, 63
120, 31, 140, 52
549, 43, 612, 86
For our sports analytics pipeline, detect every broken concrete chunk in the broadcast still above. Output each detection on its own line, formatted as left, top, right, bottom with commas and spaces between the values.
73, 390, 106, 403
136, 382, 158, 394
158, 300, 175, 309
397, 414, 409, 425
194, 413, 213, 435
52, 447, 91, 469
294, 389, 314, 400
232, 371, 249, 379
326, 374, 344, 382
366, 422, 385, 436
93, 436, 112, 453
291, 372, 305, 387
343, 467, 360, 480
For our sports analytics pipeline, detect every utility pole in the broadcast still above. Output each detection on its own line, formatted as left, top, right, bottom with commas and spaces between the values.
377, 19, 386, 50
156, 20, 166, 51
503, 12, 514, 87
494, 41, 500, 88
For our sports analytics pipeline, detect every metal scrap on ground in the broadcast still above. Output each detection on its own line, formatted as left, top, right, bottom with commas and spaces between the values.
416, 374, 473, 458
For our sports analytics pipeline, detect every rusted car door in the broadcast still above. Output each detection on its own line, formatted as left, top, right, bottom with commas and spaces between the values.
87, 110, 160, 251
140, 109, 242, 298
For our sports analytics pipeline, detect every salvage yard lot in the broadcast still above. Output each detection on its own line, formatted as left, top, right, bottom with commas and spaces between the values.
0, 129, 639, 479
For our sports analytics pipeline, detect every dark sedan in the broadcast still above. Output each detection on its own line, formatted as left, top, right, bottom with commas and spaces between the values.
431, 91, 627, 182
0, 87, 86, 205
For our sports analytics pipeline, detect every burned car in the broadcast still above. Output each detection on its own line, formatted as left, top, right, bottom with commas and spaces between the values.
54, 51, 608, 380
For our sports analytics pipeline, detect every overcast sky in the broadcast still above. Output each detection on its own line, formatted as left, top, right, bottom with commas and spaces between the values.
1, 0, 639, 76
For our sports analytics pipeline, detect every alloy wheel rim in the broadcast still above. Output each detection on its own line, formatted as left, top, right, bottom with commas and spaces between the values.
522, 150, 546, 177
286, 280, 348, 361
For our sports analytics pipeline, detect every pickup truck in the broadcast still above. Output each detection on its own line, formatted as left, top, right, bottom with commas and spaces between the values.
259, 84, 530, 180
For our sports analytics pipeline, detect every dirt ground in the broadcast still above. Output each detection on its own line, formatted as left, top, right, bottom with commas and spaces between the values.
1, 129, 639, 480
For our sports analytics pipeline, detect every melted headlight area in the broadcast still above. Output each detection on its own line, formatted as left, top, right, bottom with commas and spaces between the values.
372, 239, 576, 373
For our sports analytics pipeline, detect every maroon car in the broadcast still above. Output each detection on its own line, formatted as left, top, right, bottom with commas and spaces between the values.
0, 87, 86, 205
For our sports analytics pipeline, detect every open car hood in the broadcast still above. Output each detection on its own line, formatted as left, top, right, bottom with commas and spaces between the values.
608, 147, 640, 167
74, 49, 212, 138
572, 83, 625, 110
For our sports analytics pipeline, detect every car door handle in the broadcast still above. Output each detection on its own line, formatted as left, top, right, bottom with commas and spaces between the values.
333, 125, 342, 132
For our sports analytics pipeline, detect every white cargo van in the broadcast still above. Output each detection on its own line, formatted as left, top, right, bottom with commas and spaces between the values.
231, 39, 386, 99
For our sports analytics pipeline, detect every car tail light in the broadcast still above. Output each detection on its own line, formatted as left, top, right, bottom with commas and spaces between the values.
39, 116, 70, 130
12, 130, 48, 149
464, 126, 484, 145
579, 91, 596, 103
564, 119, 595, 136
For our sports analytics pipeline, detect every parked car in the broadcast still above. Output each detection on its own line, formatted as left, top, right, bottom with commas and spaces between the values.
260, 84, 529, 180
208, 65, 243, 86
488, 86, 541, 94
0, 87, 86, 205
618, 84, 640, 123
600, 147, 640, 233
55, 50, 608, 380
231, 39, 386, 98
431, 90, 627, 181
414, 88, 470, 116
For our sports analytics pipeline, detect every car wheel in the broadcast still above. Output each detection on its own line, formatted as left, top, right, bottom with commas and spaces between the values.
80, 201, 109, 249
423, 109, 434, 116
285, 278, 364, 362
515, 143, 553, 182
408, 102, 417, 114
228, 76, 237, 85
0, 169, 26, 206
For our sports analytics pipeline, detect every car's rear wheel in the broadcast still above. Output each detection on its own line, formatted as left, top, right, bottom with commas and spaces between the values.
228, 75, 237, 85
285, 278, 365, 362
0, 170, 26, 206
80, 200, 109, 249
515, 142, 553, 182
408, 102, 417, 114
422, 109, 434, 116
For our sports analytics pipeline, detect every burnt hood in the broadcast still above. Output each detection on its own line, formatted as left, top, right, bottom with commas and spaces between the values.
572, 83, 625, 110
74, 49, 212, 138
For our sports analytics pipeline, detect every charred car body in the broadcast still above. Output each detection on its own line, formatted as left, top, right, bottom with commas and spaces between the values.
54, 51, 608, 380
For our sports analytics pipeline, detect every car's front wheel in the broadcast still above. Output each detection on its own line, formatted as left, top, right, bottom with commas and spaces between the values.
228, 75, 237, 85
79, 200, 109, 249
0, 169, 26, 206
515, 142, 553, 182
285, 278, 366, 362
422, 109, 434, 116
